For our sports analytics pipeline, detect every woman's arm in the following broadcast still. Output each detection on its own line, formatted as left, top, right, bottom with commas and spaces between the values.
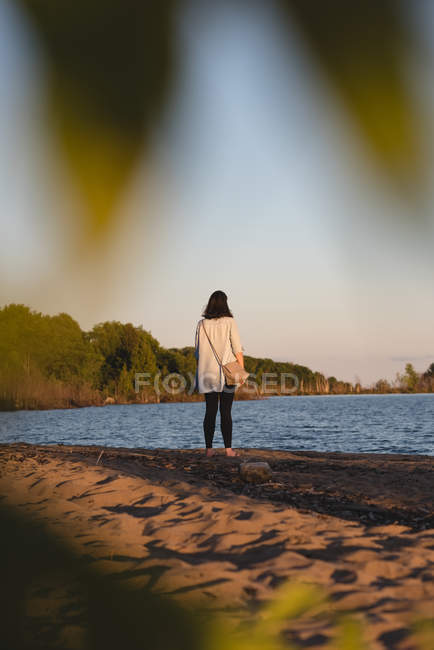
194, 321, 200, 360
230, 319, 244, 366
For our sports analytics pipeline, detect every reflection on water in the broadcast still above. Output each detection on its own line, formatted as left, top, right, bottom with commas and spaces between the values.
0, 394, 433, 455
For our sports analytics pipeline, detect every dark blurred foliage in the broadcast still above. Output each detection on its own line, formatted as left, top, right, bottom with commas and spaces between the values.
0, 501, 206, 650
21, 1, 176, 134
11, 0, 425, 242
16, 0, 178, 237
283, 0, 422, 186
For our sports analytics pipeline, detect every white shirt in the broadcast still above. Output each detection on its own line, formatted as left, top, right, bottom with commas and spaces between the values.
194, 316, 243, 393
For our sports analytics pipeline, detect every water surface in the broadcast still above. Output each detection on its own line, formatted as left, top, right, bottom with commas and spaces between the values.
1, 394, 433, 455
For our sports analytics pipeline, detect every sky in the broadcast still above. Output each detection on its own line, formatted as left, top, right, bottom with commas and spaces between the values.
1, 0, 434, 387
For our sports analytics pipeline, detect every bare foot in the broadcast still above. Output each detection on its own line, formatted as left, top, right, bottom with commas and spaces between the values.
205, 448, 215, 457
225, 448, 238, 457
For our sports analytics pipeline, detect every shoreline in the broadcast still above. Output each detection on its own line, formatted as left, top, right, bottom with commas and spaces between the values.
0, 443, 433, 648
2, 390, 433, 413
2, 442, 432, 530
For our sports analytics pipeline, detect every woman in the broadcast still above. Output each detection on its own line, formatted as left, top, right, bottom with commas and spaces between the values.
194, 290, 246, 457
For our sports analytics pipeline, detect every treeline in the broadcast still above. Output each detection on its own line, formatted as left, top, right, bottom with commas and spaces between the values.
373, 362, 434, 394
0, 304, 199, 410
0, 304, 432, 411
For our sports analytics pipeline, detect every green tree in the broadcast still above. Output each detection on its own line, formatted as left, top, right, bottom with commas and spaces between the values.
0, 304, 102, 385
375, 378, 391, 393
117, 363, 133, 400
89, 321, 158, 391
404, 363, 419, 392
423, 362, 434, 378
327, 376, 337, 386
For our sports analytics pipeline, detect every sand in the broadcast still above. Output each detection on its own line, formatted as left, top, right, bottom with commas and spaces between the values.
0, 443, 433, 649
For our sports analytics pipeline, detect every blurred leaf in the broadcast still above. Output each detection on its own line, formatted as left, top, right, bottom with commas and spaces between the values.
12, 0, 426, 244
205, 581, 328, 650
204, 616, 288, 650
282, 0, 423, 188
333, 616, 369, 650
258, 580, 327, 623
16, 0, 178, 240
0, 501, 206, 650
411, 617, 434, 650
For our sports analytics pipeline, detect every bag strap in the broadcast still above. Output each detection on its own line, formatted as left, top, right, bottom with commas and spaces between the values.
200, 319, 223, 366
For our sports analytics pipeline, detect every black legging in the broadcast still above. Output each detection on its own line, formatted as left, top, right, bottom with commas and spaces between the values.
203, 383, 236, 448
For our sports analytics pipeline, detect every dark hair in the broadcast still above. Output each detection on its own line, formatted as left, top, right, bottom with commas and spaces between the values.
202, 290, 233, 319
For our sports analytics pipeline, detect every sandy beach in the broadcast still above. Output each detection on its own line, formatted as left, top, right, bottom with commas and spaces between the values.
0, 442, 433, 649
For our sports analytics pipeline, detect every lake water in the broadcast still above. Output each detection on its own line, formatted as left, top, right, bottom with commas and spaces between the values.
1, 394, 433, 455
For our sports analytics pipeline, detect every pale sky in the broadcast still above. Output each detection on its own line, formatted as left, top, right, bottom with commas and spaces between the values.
1, 0, 434, 387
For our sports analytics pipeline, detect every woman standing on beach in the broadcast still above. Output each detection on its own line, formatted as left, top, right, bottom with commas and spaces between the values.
194, 291, 246, 457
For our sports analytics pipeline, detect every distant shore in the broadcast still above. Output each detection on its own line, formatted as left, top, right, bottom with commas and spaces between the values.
1, 442, 432, 648
2, 388, 433, 412
3, 304, 433, 413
